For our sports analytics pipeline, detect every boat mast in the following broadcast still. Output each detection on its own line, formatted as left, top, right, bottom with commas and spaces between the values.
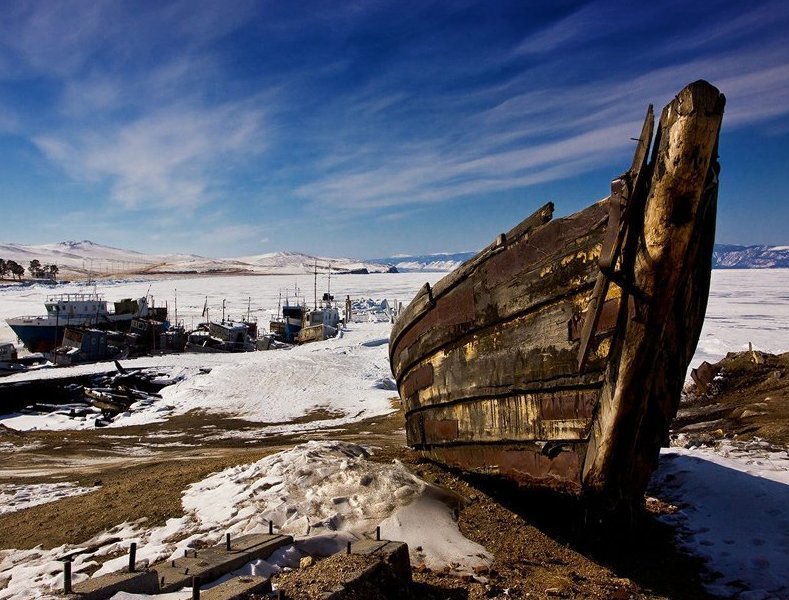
314, 259, 318, 310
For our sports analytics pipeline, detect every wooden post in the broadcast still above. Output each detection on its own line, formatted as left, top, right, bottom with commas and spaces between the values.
225, 533, 231, 551
192, 576, 201, 600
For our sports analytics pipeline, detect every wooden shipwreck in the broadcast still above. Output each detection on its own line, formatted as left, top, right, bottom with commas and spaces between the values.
389, 81, 725, 514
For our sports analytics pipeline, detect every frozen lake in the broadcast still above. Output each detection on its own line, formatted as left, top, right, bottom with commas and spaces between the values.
2, 268, 787, 367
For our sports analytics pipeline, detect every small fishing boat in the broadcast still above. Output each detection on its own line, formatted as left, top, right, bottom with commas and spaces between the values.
389, 81, 725, 515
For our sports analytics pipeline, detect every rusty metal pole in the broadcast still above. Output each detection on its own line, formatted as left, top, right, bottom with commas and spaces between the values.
192, 576, 200, 600
376, 526, 380, 541
225, 533, 231, 551
128, 542, 136, 572
63, 560, 72, 594
346, 541, 351, 555
269, 520, 273, 535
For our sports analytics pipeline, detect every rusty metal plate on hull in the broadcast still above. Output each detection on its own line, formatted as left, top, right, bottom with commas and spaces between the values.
424, 419, 459, 442
424, 444, 583, 494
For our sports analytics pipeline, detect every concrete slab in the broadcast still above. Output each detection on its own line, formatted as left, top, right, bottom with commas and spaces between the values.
69, 569, 159, 600
321, 540, 411, 599
156, 533, 292, 592
202, 576, 271, 599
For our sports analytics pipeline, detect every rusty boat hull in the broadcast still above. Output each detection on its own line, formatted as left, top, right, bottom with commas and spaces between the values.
389, 81, 726, 512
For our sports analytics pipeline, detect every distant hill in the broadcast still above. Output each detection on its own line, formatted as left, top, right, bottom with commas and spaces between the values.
369, 245, 789, 272
0, 241, 396, 279
2, 240, 786, 281
711, 245, 789, 268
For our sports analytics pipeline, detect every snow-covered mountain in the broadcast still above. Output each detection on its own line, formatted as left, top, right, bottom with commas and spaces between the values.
369, 245, 789, 273
366, 252, 475, 272
712, 245, 789, 268
0, 241, 396, 278
2, 240, 786, 281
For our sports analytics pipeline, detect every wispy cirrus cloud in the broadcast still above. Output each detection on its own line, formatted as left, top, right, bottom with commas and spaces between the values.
34, 99, 267, 210
288, 0, 789, 218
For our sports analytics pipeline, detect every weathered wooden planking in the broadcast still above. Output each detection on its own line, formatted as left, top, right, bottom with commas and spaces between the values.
582, 81, 725, 509
390, 203, 555, 352
391, 202, 609, 379
398, 290, 619, 414
405, 387, 597, 446
422, 443, 584, 493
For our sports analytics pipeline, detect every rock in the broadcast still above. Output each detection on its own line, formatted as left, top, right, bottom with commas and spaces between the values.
300, 556, 315, 569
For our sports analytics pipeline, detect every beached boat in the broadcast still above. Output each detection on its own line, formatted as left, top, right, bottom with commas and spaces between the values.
389, 81, 725, 515
297, 293, 341, 343
6, 293, 156, 352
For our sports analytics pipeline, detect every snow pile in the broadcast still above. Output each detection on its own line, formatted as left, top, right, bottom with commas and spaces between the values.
651, 441, 789, 598
0, 482, 100, 515
0, 441, 490, 599
350, 297, 394, 322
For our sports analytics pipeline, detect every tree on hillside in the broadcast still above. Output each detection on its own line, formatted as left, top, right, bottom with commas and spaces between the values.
28, 259, 42, 278
47, 264, 59, 280
0, 259, 6, 278
7, 260, 24, 280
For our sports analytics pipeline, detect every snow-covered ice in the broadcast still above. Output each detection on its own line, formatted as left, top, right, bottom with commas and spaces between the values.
651, 441, 789, 598
692, 269, 789, 366
0, 441, 489, 599
0, 321, 405, 433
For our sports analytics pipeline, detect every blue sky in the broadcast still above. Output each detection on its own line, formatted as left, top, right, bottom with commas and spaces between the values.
0, 0, 787, 258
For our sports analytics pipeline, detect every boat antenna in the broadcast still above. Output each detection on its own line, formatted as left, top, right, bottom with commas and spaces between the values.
247, 296, 251, 322
328, 262, 332, 297
277, 290, 281, 318
174, 288, 178, 327
314, 259, 318, 310
222, 299, 226, 323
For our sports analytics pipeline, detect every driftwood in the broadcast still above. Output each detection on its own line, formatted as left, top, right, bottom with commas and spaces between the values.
390, 80, 725, 514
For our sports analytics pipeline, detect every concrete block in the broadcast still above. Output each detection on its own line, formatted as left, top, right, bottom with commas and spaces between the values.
69, 569, 159, 599
202, 576, 271, 599
156, 533, 292, 592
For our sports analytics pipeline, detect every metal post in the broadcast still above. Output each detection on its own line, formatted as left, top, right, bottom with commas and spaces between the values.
346, 541, 351, 555
129, 542, 137, 572
269, 520, 273, 535
63, 560, 72, 594
376, 526, 380, 541
192, 576, 201, 600
225, 533, 231, 551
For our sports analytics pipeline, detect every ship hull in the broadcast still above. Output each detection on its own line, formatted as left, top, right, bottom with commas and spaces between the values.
7, 314, 137, 353
7, 321, 69, 353
389, 81, 725, 512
